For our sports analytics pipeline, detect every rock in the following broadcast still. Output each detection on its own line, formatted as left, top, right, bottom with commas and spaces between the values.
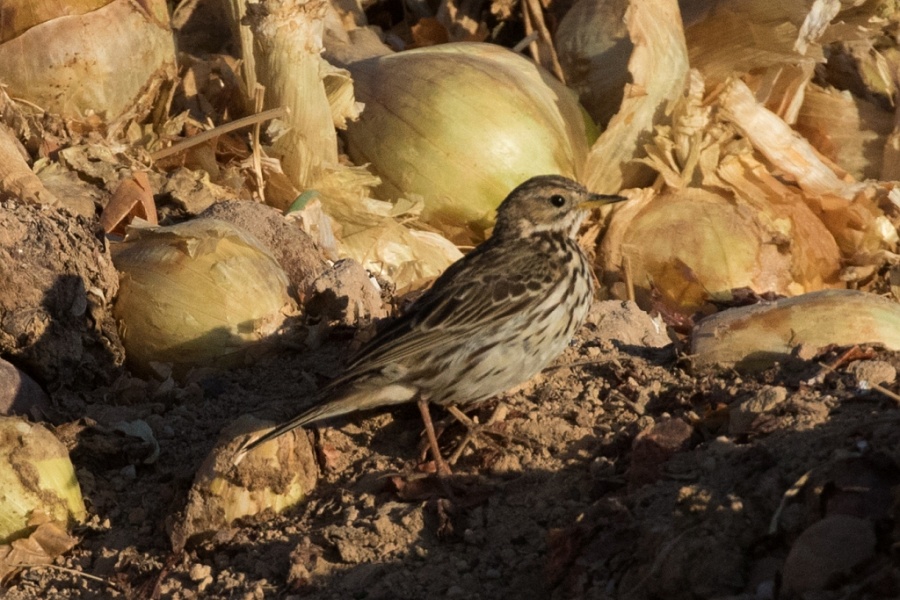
626, 417, 694, 487
585, 300, 672, 348
848, 360, 896, 389
307, 259, 389, 326
728, 386, 788, 436
0, 358, 52, 419
782, 514, 876, 594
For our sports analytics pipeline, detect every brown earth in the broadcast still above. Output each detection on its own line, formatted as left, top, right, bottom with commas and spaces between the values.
3, 221, 900, 600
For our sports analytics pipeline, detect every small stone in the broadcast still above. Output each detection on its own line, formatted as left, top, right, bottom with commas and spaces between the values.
782, 514, 876, 594
626, 418, 694, 486
0, 358, 52, 419
729, 386, 788, 435
848, 360, 896, 389
189, 563, 212, 582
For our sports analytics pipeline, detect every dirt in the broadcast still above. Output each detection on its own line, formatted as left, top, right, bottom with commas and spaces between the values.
0, 201, 124, 390
3, 226, 900, 600
2, 4, 899, 594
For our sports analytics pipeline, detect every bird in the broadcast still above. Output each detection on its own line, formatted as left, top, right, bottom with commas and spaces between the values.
236, 175, 625, 473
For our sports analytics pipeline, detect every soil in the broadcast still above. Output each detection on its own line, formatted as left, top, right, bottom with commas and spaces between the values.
3, 230, 900, 600
2, 3, 900, 594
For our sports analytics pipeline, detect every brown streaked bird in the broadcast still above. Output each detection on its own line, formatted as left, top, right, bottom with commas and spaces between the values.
236, 175, 625, 472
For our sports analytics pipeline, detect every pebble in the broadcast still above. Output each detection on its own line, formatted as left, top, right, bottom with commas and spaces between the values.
729, 386, 788, 435
189, 563, 212, 582
848, 360, 896, 389
782, 514, 876, 594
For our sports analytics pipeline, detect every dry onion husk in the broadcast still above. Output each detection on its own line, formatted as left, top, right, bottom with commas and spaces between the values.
0, 416, 86, 544
0, 0, 176, 128
794, 83, 893, 182
690, 289, 900, 371
580, 0, 690, 194
343, 41, 591, 242
243, 0, 361, 192
683, 0, 823, 121
111, 219, 295, 374
717, 77, 898, 262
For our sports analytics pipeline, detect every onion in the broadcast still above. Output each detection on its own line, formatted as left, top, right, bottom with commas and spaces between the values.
0, 417, 86, 544
228, 0, 461, 291
173, 416, 318, 549
112, 219, 295, 374
0, 0, 176, 127
344, 42, 591, 242
691, 290, 900, 371
599, 187, 843, 318
555, 0, 632, 128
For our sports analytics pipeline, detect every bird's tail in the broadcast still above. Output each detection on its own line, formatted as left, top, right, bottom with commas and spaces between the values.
232, 395, 359, 465
232, 381, 418, 465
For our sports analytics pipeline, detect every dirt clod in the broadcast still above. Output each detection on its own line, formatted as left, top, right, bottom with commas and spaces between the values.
0, 202, 123, 389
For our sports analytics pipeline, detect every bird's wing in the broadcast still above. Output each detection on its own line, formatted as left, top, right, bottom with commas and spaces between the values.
337, 239, 561, 377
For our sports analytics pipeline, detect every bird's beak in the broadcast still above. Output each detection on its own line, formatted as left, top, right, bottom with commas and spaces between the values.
581, 193, 628, 208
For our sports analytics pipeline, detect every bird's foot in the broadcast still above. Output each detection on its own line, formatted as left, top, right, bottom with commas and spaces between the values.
445, 404, 519, 465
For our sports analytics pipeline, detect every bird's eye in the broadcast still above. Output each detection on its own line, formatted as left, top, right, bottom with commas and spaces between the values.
549, 194, 566, 208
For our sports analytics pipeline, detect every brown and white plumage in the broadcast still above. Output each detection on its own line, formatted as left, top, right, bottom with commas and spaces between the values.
237, 175, 624, 459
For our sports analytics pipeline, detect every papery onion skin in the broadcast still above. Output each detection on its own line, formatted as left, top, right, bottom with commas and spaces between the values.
112, 219, 295, 373
691, 290, 900, 371
344, 42, 591, 242
601, 187, 843, 318
0, 0, 176, 125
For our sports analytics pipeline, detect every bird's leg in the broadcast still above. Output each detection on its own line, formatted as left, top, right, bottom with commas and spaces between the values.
417, 397, 452, 477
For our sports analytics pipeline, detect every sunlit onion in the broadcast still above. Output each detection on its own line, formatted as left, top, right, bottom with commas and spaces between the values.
0, 417, 86, 544
599, 187, 843, 318
344, 42, 591, 242
0, 0, 176, 126
112, 219, 295, 373
691, 290, 900, 371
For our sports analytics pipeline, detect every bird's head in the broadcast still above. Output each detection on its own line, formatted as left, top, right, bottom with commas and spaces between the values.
492, 175, 626, 240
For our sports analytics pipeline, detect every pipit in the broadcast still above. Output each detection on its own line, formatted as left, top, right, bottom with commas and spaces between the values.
237, 175, 625, 473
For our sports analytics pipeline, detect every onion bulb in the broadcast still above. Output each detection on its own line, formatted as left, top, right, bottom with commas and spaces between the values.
344, 42, 591, 242
112, 219, 295, 373
599, 187, 843, 318
174, 416, 317, 549
556, 0, 632, 128
0, 417, 86, 544
0, 0, 176, 126
691, 290, 900, 371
